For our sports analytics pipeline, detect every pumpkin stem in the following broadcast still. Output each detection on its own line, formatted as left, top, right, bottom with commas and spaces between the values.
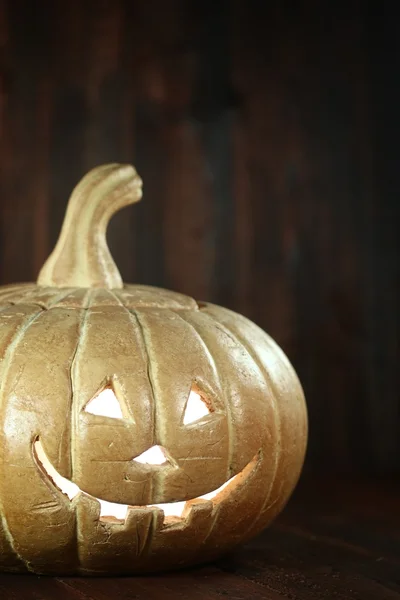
37, 164, 142, 289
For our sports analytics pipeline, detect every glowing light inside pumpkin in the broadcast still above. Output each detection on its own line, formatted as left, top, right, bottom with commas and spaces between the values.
98, 498, 131, 521
183, 390, 210, 425
133, 445, 168, 465
34, 438, 79, 501
85, 388, 123, 419
34, 439, 242, 522
151, 500, 187, 519
151, 479, 232, 518
197, 478, 231, 501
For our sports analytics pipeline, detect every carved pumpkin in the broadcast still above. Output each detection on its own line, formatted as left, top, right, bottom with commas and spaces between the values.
0, 164, 307, 575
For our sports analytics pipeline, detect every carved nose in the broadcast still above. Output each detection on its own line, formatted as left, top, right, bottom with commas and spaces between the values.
133, 445, 168, 466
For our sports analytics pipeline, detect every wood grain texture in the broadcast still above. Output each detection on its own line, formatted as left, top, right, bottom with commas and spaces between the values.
0, 0, 398, 473
0, 477, 399, 599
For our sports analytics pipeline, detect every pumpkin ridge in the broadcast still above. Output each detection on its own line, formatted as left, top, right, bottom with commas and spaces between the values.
27, 288, 79, 310
69, 291, 93, 569
0, 307, 45, 571
0, 308, 45, 406
105, 289, 124, 307
0, 284, 35, 303
197, 306, 282, 527
173, 310, 233, 480
44, 288, 78, 308
0, 284, 199, 311
125, 306, 160, 555
0, 512, 32, 573
13, 286, 54, 306
0, 514, 27, 572
0, 287, 76, 310
130, 308, 157, 449
209, 309, 307, 537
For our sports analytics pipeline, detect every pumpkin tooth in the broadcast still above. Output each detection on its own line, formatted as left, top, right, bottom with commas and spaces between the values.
184, 499, 213, 522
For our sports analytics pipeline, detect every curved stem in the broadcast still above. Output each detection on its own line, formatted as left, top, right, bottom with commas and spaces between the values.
37, 164, 142, 289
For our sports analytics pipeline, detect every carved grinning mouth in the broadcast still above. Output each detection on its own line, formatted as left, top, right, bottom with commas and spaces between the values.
33, 439, 258, 525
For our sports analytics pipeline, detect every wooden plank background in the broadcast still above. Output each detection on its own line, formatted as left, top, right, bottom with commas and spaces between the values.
0, 0, 398, 473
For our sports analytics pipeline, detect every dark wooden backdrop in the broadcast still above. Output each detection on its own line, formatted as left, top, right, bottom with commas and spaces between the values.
0, 0, 398, 474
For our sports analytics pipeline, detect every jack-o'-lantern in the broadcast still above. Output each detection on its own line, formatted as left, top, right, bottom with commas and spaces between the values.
0, 164, 307, 575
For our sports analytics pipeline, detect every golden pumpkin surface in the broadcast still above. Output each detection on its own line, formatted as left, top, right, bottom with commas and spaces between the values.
0, 165, 307, 575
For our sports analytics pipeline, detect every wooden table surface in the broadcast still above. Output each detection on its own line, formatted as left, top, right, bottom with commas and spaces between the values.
0, 476, 399, 600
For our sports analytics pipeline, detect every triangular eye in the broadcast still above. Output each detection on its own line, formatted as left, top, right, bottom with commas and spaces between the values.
85, 387, 123, 419
183, 389, 212, 425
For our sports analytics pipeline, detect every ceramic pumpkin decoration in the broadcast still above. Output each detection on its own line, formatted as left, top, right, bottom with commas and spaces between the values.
0, 164, 307, 575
